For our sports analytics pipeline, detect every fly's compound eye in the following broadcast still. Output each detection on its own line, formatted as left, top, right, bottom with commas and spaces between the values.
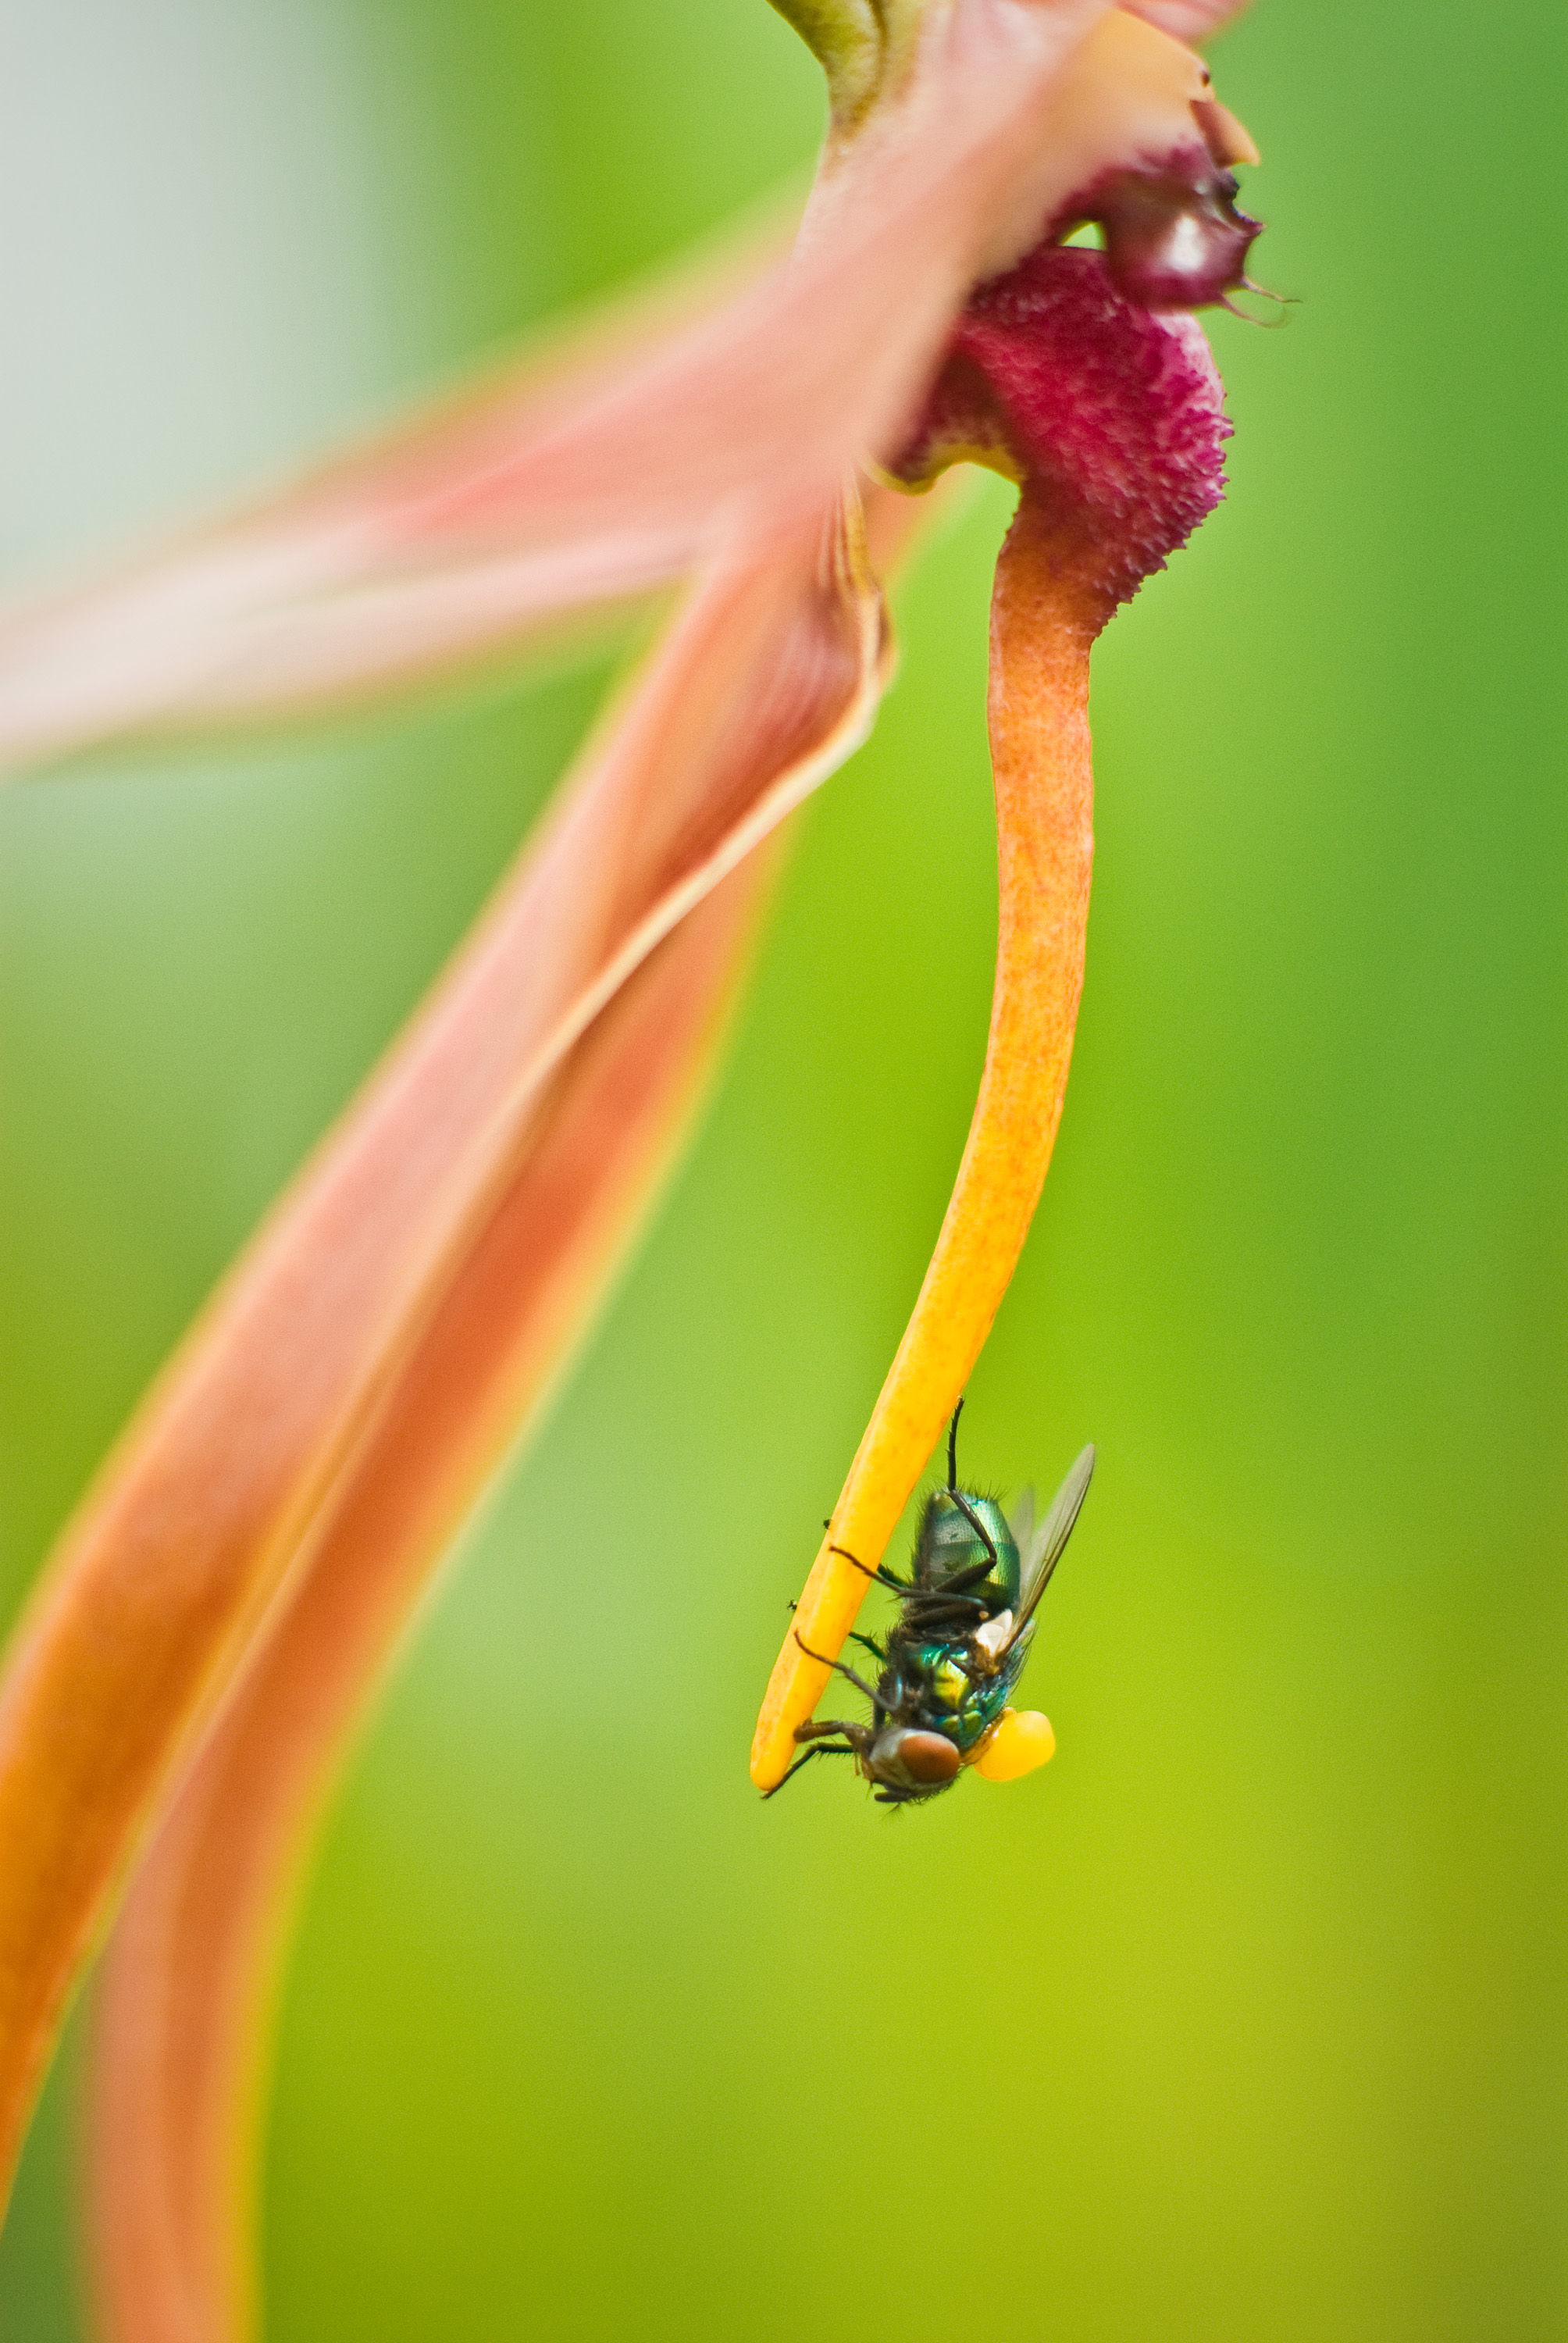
973, 1709, 1056, 1783
1092, 168, 1261, 311
873, 1728, 964, 1789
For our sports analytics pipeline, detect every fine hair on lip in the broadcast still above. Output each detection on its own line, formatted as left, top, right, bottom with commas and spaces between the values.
889, 242, 1231, 609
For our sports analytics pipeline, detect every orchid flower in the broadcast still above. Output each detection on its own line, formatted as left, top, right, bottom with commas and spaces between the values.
0, 2, 1261, 2333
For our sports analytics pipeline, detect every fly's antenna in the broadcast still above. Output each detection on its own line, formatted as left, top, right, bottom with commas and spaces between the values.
828, 1541, 913, 1595
947, 1398, 964, 1491
1221, 280, 1296, 327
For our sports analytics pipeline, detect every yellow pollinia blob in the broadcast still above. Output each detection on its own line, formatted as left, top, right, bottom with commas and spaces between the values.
975, 1709, 1057, 1782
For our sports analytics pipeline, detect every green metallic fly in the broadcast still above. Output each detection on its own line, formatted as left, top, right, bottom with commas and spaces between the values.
768, 1403, 1095, 1806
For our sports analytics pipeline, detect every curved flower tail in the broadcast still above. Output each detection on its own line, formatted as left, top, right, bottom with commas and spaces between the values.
0, 489, 889, 2219
753, 234, 1239, 1786
753, 490, 1103, 1783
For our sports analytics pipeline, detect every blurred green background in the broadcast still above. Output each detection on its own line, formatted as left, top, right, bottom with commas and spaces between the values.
1, 0, 1565, 2335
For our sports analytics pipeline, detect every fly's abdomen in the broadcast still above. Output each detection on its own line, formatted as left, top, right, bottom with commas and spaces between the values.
912, 1491, 1021, 1614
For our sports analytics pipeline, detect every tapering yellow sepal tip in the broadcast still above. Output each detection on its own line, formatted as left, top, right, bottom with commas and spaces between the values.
974, 1708, 1055, 1782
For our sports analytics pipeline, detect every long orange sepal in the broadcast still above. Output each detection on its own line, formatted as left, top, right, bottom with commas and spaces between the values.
73, 489, 936, 2343
85, 861, 775, 2343
0, 491, 886, 2216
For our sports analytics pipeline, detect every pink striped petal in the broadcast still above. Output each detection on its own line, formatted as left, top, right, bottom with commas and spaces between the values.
0, 2, 1240, 774
87, 853, 782, 2343
0, 487, 889, 2209
1124, 0, 1252, 38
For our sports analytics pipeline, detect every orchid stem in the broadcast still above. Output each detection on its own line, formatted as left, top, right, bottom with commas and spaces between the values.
751, 486, 1110, 1788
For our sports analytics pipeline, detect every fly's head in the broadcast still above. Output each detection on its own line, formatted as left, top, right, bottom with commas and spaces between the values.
857, 1724, 964, 1804
1054, 149, 1261, 315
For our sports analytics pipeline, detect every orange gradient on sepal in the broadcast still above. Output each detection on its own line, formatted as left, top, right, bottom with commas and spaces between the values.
751, 493, 1108, 1789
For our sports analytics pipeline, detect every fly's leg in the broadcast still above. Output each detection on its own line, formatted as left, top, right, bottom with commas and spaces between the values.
903, 1591, 989, 1622
947, 1488, 1000, 1571
941, 1560, 1001, 1596
793, 1716, 868, 1745
825, 1536, 911, 1595
793, 1631, 882, 1706
788, 1599, 884, 1666
935, 1406, 1004, 1582
897, 1594, 990, 1639
762, 1740, 860, 1799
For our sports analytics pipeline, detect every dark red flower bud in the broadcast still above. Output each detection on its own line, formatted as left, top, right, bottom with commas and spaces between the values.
1089, 165, 1261, 311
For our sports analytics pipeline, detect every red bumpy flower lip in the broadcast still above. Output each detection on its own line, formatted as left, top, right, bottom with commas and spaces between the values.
891, 237, 1232, 606
888, 95, 1261, 583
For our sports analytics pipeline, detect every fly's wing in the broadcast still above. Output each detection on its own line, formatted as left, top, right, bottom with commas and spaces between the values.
1007, 1485, 1036, 1560
1004, 1443, 1096, 1651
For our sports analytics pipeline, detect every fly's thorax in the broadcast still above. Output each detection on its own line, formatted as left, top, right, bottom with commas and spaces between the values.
889, 1636, 1018, 1754
871, 1637, 962, 1728
911, 1489, 1021, 1610
920, 1643, 975, 1721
